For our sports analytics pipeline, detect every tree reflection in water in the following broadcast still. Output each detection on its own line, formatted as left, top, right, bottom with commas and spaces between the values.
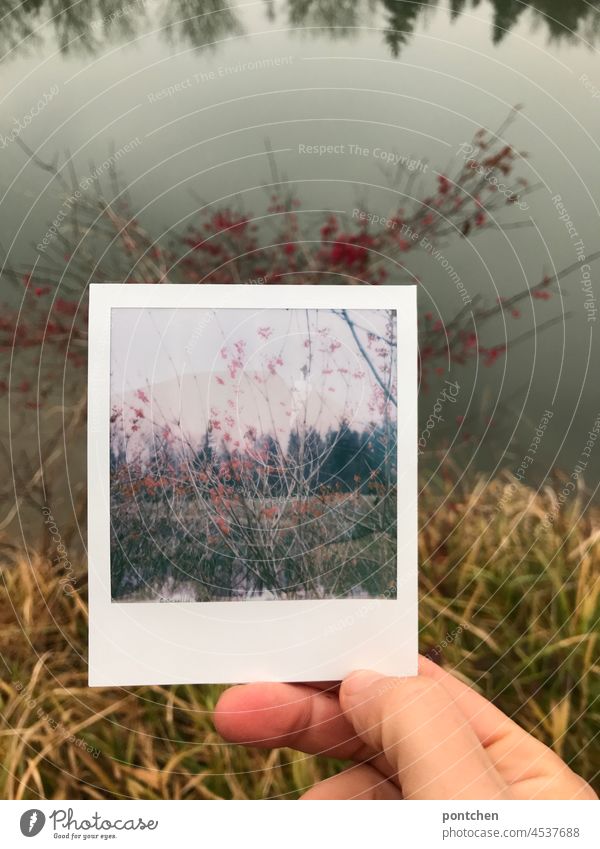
0, 0, 599, 60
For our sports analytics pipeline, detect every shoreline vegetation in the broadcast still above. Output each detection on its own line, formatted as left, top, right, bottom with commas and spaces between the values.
1, 473, 597, 798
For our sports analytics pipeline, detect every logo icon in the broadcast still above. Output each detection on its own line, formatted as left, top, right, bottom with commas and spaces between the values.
20, 810, 46, 837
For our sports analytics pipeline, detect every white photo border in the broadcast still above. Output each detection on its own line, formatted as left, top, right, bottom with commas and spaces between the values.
88, 284, 417, 685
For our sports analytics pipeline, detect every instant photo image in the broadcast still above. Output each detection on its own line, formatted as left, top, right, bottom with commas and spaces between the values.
110, 306, 398, 603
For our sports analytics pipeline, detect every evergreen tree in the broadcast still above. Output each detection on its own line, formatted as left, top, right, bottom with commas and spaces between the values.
321, 419, 364, 491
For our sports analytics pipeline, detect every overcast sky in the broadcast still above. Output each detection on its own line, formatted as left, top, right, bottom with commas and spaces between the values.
112, 307, 390, 387
111, 307, 395, 436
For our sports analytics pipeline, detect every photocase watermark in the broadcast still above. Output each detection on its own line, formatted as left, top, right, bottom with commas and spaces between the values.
551, 194, 596, 322
298, 143, 346, 157
185, 309, 216, 356
288, 377, 313, 432
581, 264, 596, 321
371, 146, 428, 173
420, 237, 472, 305
18, 806, 160, 838
324, 580, 399, 636
540, 411, 600, 530
20, 809, 46, 836
299, 142, 427, 173
456, 141, 529, 211
147, 56, 294, 102
352, 207, 420, 241
579, 73, 600, 100
0, 85, 59, 150
497, 409, 553, 512
424, 623, 469, 662
552, 193, 580, 241
89, 0, 152, 32
36, 137, 142, 252
418, 380, 460, 455
42, 506, 77, 595
351, 208, 471, 304
89, 336, 109, 434
50, 808, 157, 833
14, 681, 101, 759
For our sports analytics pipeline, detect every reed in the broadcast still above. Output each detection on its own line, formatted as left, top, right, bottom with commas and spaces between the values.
0, 473, 597, 798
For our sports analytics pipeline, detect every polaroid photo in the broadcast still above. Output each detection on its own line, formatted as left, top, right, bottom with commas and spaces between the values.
88, 284, 417, 685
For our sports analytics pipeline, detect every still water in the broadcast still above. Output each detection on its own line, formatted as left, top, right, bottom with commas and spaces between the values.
1, 0, 599, 500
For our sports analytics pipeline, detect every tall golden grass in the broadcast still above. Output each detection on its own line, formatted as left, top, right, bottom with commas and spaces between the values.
0, 473, 598, 799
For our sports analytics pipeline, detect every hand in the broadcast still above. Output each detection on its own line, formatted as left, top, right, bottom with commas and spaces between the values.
214, 655, 597, 799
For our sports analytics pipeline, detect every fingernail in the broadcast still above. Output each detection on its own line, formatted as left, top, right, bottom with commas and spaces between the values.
342, 669, 384, 701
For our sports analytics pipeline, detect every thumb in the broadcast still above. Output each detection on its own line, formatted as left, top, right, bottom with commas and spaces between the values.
339, 670, 509, 799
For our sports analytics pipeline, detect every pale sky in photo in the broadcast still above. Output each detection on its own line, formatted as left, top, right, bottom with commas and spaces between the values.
111, 307, 395, 439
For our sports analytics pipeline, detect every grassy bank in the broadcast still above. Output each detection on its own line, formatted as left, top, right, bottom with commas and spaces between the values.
0, 474, 598, 798
111, 492, 396, 602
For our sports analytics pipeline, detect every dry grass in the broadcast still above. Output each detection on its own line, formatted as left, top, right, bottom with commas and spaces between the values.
0, 474, 598, 799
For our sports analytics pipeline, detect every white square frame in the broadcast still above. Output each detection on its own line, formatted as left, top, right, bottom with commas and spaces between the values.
88, 284, 417, 685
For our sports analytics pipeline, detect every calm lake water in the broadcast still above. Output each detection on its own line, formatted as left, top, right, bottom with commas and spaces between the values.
2, 0, 600, 504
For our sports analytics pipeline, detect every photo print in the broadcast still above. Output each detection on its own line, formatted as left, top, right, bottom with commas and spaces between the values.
88, 285, 417, 684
